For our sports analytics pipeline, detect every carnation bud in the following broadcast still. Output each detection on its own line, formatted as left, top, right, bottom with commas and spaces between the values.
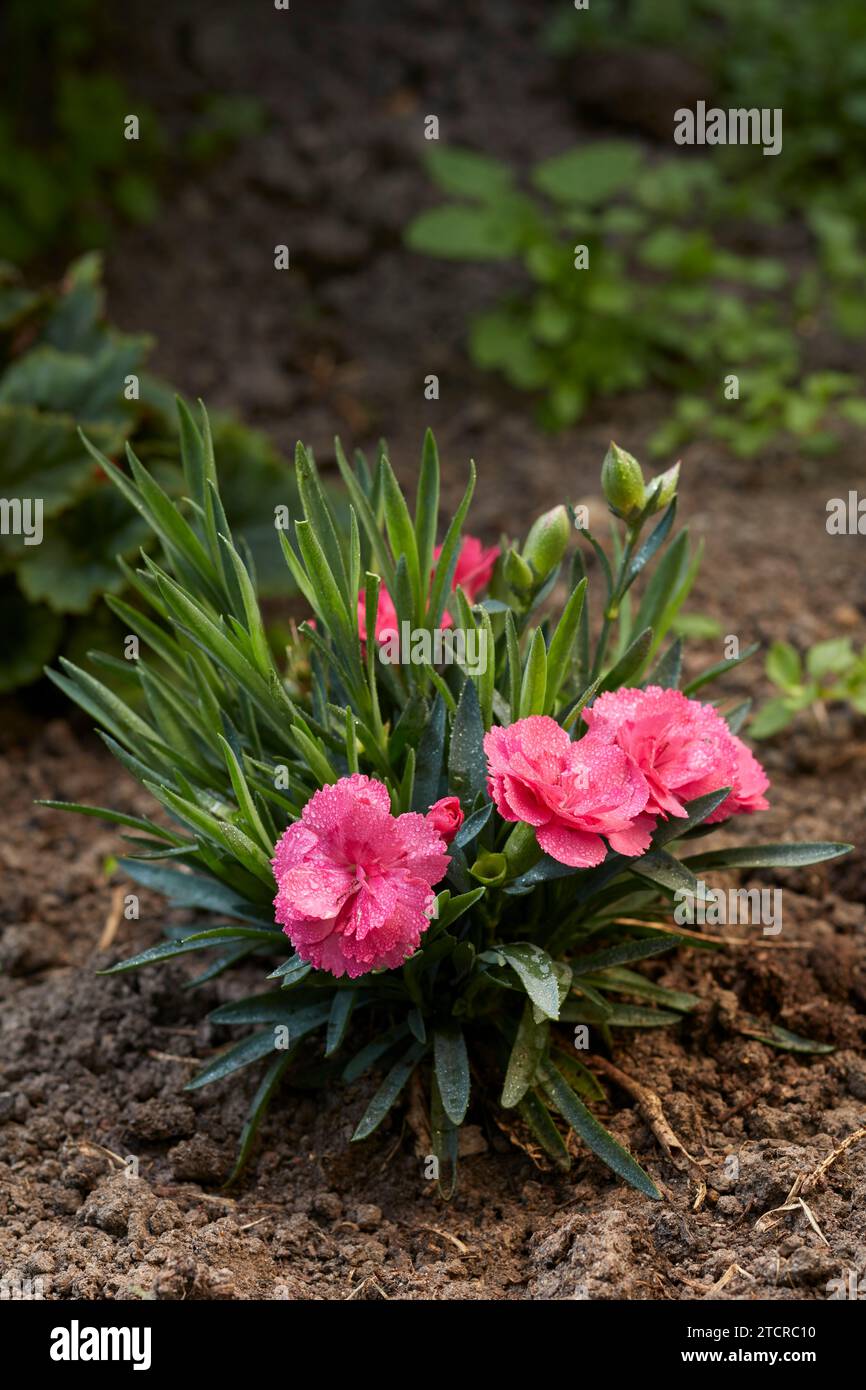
645, 461, 680, 514
503, 547, 534, 595
425, 795, 463, 844
601, 442, 646, 522
521, 505, 571, 578
469, 850, 508, 887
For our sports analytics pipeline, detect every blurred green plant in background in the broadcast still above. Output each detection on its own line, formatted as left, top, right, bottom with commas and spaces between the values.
0, 0, 266, 264
406, 144, 866, 452
751, 638, 866, 737
0, 254, 294, 692
544, 0, 866, 217
0, 0, 164, 262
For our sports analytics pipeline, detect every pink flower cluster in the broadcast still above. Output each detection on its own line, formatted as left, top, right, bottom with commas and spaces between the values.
358, 535, 498, 642
484, 686, 769, 869
271, 690, 768, 977
272, 775, 451, 978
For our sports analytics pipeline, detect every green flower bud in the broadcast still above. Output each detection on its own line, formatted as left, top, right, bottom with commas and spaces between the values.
601, 442, 646, 521
521, 504, 571, 578
503, 547, 534, 594
646, 461, 680, 514
469, 850, 508, 887
503, 821, 542, 877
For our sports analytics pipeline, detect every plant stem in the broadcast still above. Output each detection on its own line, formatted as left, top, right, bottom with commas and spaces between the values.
591, 524, 639, 680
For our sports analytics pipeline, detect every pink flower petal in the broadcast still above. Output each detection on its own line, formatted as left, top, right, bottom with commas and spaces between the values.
536, 822, 607, 867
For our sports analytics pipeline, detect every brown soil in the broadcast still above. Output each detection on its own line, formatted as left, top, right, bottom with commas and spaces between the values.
2, 0, 864, 1301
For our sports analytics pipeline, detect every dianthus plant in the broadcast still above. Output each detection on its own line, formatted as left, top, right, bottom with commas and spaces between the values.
49, 404, 851, 1197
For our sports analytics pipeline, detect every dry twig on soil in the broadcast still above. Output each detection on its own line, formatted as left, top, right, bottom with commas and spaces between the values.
588, 1054, 708, 1184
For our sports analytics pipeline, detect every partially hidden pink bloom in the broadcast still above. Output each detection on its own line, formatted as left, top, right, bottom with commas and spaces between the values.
434, 535, 499, 603
272, 774, 450, 978
582, 685, 769, 823
357, 585, 405, 643
357, 535, 498, 643
484, 715, 654, 868
426, 796, 464, 843
357, 578, 455, 643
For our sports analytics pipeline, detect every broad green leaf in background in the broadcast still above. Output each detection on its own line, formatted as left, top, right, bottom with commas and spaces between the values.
807, 637, 854, 681
532, 141, 643, 206
766, 639, 802, 689
424, 146, 515, 200
0, 338, 148, 424
406, 204, 524, 261
0, 406, 117, 516
15, 486, 149, 613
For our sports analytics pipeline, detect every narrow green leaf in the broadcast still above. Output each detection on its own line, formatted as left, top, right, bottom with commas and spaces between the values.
545, 578, 587, 712
334, 439, 396, 596
117, 858, 274, 922
684, 841, 853, 872
630, 847, 698, 896
36, 801, 185, 844
648, 637, 683, 689
634, 531, 689, 642
623, 499, 677, 592
517, 1089, 571, 1170
539, 1060, 661, 1198
448, 679, 487, 804
453, 804, 492, 849
650, 787, 732, 848
427, 462, 476, 627
739, 1021, 834, 1054
583, 968, 699, 1012
433, 1025, 470, 1125
342, 1022, 410, 1083
218, 735, 274, 856
600, 1004, 686, 1028
380, 452, 423, 621
599, 626, 653, 692
682, 642, 760, 696
186, 1030, 278, 1091
295, 441, 350, 609
351, 1039, 426, 1140
415, 428, 440, 593
412, 692, 446, 811
430, 1072, 459, 1199
501, 1003, 548, 1108
98, 931, 248, 975
519, 627, 548, 718
572, 935, 681, 976
227, 1047, 295, 1184
434, 887, 484, 931
325, 991, 357, 1057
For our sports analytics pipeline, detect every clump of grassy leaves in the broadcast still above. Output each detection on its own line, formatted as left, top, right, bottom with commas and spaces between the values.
46, 409, 850, 1194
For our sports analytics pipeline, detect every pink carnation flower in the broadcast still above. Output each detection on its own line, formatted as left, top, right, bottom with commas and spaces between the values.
357, 535, 498, 643
272, 774, 450, 978
484, 715, 653, 868
426, 795, 464, 843
582, 685, 769, 822
707, 733, 769, 821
